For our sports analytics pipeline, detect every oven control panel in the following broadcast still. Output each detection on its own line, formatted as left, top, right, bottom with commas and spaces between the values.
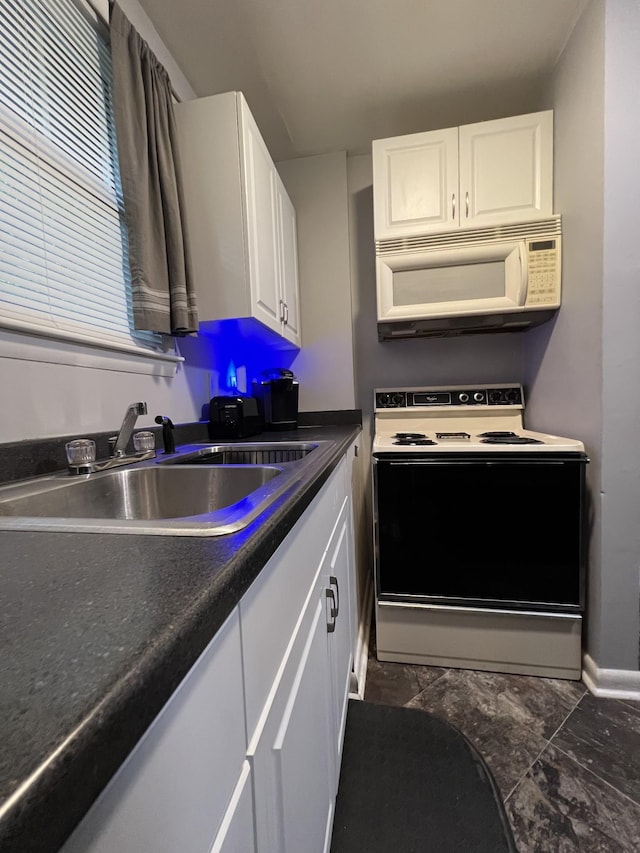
375, 385, 523, 409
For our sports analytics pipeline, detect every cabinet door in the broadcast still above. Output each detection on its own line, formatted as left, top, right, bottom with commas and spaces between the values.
275, 597, 335, 853
210, 761, 257, 853
276, 182, 302, 346
324, 496, 355, 791
249, 594, 334, 853
60, 609, 246, 853
372, 127, 459, 240
459, 110, 553, 228
240, 99, 282, 335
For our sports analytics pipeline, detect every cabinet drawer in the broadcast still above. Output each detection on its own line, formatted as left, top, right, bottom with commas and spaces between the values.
240, 457, 346, 741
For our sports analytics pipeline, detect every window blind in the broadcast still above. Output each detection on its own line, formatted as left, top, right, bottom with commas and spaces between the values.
0, 0, 168, 356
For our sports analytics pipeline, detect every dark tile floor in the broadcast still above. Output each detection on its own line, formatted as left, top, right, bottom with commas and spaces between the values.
364, 630, 640, 852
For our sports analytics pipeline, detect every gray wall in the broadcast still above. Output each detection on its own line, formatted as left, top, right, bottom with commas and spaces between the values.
599, 0, 640, 669
526, 0, 640, 672
526, 0, 606, 660
278, 152, 356, 412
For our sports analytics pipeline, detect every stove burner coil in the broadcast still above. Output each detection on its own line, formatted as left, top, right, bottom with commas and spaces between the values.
393, 432, 426, 440
393, 438, 437, 446
480, 435, 543, 445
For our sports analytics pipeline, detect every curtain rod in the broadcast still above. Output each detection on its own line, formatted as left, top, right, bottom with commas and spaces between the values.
93, 0, 181, 102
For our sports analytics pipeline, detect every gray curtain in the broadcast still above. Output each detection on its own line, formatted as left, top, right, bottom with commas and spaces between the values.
109, 2, 198, 335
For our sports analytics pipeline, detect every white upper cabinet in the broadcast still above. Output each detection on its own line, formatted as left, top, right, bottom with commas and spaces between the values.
373, 110, 553, 241
175, 91, 301, 347
373, 126, 459, 239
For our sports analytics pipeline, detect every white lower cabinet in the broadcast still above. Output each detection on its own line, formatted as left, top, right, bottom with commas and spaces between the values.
324, 497, 355, 788
243, 454, 355, 853
249, 593, 334, 853
59, 447, 357, 853
60, 608, 249, 853
209, 761, 256, 853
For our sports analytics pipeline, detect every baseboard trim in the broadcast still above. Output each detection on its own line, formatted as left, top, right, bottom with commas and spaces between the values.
582, 652, 640, 700
349, 576, 373, 701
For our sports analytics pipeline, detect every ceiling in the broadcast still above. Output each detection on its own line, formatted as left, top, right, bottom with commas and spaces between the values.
137, 0, 589, 162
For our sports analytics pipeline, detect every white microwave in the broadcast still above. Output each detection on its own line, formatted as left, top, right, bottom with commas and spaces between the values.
376, 217, 561, 340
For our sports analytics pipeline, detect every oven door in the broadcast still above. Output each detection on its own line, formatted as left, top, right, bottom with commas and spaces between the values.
373, 452, 588, 612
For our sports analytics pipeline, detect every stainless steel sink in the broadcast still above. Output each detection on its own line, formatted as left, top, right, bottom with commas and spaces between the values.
160, 441, 319, 466
0, 440, 333, 536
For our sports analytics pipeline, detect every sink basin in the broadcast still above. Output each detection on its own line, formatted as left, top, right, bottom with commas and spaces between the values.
0, 465, 280, 519
0, 440, 334, 536
160, 441, 319, 466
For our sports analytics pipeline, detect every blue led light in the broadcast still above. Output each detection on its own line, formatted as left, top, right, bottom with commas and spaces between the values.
178, 318, 299, 398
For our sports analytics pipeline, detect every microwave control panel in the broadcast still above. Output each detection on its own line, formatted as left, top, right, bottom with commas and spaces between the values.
525, 237, 561, 308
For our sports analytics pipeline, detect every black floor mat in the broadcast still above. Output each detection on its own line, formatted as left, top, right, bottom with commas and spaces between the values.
330, 700, 518, 853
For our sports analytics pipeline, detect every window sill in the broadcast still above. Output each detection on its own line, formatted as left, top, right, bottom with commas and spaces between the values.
0, 326, 184, 377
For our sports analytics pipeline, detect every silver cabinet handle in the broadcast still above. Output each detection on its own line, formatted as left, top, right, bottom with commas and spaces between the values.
329, 574, 340, 617
279, 299, 285, 322
283, 302, 289, 325
465, 191, 469, 218
452, 193, 456, 221
326, 588, 337, 633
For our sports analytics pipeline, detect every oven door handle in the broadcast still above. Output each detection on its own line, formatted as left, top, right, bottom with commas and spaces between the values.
386, 460, 571, 466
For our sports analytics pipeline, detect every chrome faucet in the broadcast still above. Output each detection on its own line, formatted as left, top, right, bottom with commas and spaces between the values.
67, 402, 156, 475
110, 402, 148, 457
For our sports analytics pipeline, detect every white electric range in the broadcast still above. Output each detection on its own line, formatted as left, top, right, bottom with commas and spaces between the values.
372, 384, 589, 680
373, 383, 585, 453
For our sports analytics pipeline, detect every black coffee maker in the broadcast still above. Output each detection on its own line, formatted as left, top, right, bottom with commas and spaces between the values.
253, 368, 299, 431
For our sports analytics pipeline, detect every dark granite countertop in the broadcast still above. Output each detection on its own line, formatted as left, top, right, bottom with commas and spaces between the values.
0, 418, 361, 853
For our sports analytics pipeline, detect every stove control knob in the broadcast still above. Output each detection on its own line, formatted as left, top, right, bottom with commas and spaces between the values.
377, 393, 391, 407
505, 388, 520, 403
489, 390, 503, 404
473, 392, 485, 403
458, 392, 469, 403
392, 393, 405, 407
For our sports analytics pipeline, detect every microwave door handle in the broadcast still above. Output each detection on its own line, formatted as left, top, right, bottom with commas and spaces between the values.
519, 242, 528, 305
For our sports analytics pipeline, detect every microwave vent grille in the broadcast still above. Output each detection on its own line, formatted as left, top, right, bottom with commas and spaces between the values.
375, 216, 562, 256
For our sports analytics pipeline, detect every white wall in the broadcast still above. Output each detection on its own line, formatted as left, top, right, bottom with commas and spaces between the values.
278, 152, 356, 412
